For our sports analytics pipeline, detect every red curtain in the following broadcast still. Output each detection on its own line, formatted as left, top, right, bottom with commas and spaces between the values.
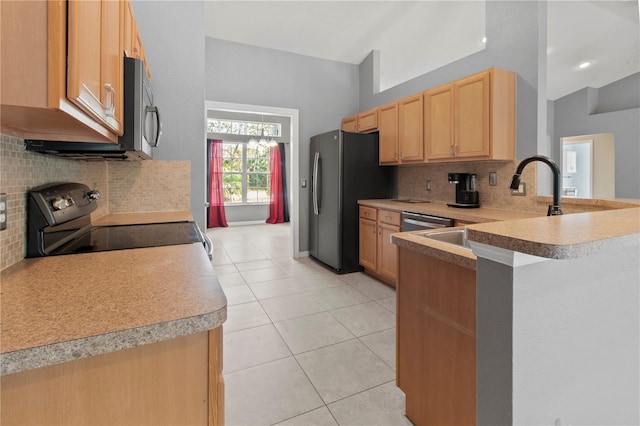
208, 139, 228, 228
266, 144, 284, 224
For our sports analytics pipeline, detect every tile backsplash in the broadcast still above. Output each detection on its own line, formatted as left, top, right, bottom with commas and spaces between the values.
0, 134, 191, 271
397, 160, 539, 212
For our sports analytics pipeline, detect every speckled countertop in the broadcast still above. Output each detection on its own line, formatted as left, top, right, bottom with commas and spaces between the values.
0, 221, 226, 376
466, 207, 640, 259
358, 199, 542, 223
391, 227, 476, 270
364, 199, 640, 265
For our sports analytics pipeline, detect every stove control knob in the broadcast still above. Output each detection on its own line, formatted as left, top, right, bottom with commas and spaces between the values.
51, 197, 71, 211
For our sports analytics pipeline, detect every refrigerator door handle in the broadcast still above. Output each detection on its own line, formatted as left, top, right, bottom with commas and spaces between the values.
312, 152, 320, 215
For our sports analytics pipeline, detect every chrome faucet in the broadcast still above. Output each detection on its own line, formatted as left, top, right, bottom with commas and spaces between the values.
510, 155, 563, 216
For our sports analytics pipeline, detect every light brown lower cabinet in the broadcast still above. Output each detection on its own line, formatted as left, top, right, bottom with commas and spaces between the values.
0, 328, 224, 426
397, 247, 476, 425
359, 206, 399, 287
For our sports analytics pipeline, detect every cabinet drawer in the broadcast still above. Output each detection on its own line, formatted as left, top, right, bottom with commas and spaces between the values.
378, 209, 401, 226
359, 206, 377, 220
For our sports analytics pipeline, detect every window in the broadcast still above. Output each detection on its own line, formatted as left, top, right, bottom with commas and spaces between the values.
208, 119, 281, 137
222, 143, 270, 204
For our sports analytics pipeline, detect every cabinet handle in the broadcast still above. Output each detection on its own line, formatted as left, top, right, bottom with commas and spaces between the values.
394, 151, 398, 160
449, 145, 454, 156
400, 151, 403, 160
104, 83, 115, 117
453, 143, 458, 156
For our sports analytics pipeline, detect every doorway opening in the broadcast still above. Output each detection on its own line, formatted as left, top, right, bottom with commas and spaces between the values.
561, 133, 615, 199
205, 101, 301, 258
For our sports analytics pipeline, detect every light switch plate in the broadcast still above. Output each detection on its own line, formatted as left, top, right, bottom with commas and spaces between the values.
426, 180, 432, 191
489, 172, 497, 186
301, 179, 307, 188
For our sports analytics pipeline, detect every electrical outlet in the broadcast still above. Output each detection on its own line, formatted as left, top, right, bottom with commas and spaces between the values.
301, 179, 307, 188
511, 182, 526, 196
426, 180, 432, 191
489, 172, 497, 186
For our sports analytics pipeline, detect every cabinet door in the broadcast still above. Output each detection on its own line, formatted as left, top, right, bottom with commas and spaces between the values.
342, 115, 358, 132
377, 223, 399, 286
122, 1, 133, 57
67, 0, 123, 136
425, 84, 454, 160
359, 218, 377, 270
378, 102, 399, 164
398, 94, 424, 162
454, 71, 490, 158
357, 108, 378, 132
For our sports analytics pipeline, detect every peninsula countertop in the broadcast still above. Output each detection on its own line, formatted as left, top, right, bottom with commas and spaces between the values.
466, 207, 640, 259
1, 215, 226, 376
366, 199, 640, 264
358, 199, 543, 223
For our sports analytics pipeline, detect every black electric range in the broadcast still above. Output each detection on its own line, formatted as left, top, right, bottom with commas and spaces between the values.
26, 182, 211, 258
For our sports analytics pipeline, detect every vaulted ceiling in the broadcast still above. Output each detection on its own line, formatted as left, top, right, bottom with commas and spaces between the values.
205, 1, 639, 100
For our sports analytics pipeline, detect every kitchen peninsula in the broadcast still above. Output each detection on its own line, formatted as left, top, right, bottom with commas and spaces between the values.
0, 210, 227, 425
391, 205, 640, 425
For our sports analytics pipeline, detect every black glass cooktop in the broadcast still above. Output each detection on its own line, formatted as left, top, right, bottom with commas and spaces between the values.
45, 222, 202, 256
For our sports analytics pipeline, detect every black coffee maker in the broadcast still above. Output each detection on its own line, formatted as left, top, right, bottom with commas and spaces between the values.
447, 173, 480, 208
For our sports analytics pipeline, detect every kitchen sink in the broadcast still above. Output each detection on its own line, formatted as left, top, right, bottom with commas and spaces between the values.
418, 229, 470, 248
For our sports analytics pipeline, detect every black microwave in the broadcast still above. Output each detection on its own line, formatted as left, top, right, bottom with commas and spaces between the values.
25, 57, 162, 161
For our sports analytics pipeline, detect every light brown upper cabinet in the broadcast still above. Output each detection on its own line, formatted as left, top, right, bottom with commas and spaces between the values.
357, 108, 378, 133
342, 108, 378, 133
67, 0, 124, 136
1, 0, 150, 143
398, 94, 424, 162
341, 114, 358, 132
425, 68, 515, 162
378, 101, 399, 164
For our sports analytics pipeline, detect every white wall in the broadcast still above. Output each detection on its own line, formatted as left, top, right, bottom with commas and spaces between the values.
476, 243, 640, 425
131, 0, 207, 229
204, 38, 359, 251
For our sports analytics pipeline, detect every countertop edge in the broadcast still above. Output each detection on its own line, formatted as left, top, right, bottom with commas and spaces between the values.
392, 231, 476, 270
1, 309, 227, 376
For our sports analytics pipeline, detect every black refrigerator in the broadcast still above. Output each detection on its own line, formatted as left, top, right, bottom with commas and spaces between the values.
309, 130, 392, 273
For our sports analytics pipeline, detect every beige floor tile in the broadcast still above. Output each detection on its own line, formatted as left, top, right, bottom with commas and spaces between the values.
235, 259, 276, 271
216, 272, 247, 288
224, 301, 271, 333
307, 285, 371, 310
376, 296, 397, 314
240, 266, 290, 284
225, 357, 324, 426
293, 272, 347, 291
330, 301, 396, 337
260, 292, 326, 322
327, 381, 412, 426
212, 264, 238, 275
223, 284, 257, 306
359, 328, 397, 371
224, 324, 292, 373
274, 312, 355, 354
248, 277, 307, 300
346, 276, 396, 300
275, 407, 339, 426
296, 339, 395, 404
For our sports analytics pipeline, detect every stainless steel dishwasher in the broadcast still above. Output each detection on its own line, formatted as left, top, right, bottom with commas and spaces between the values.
401, 211, 454, 231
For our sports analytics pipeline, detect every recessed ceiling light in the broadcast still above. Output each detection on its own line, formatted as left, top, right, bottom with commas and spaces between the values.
481, 36, 487, 44
578, 61, 592, 69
